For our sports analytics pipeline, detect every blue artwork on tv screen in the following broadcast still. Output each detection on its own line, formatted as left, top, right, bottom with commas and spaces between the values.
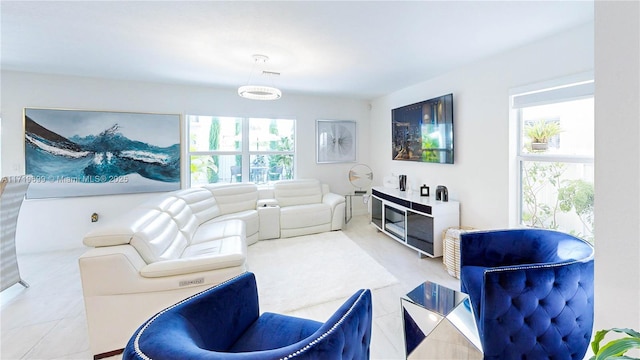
391, 94, 454, 164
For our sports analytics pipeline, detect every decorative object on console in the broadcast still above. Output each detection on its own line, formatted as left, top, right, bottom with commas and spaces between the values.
392, 93, 454, 164
316, 119, 356, 163
348, 163, 373, 194
123, 272, 373, 360
420, 184, 430, 196
399, 175, 407, 191
435, 185, 448, 201
460, 229, 594, 359
24, 108, 181, 199
237, 54, 282, 100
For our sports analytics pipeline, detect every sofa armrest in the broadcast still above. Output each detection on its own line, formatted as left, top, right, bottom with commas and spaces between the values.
323, 192, 345, 230
322, 192, 345, 210
257, 198, 279, 208
79, 245, 148, 296
140, 252, 245, 278
78, 244, 246, 296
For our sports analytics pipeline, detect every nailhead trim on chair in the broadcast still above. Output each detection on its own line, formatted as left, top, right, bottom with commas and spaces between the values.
280, 289, 369, 360
132, 272, 248, 360
484, 256, 593, 274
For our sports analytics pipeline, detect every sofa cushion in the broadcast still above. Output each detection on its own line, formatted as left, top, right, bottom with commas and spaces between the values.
133, 235, 247, 278
129, 210, 189, 264
274, 179, 323, 207
191, 219, 245, 245
205, 183, 258, 215
182, 235, 244, 259
228, 312, 322, 352
212, 210, 259, 239
174, 188, 221, 225
279, 203, 331, 229
144, 196, 199, 239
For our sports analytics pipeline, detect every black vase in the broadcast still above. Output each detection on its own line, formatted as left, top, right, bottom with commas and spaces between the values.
399, 175, 407, 191
436, 185, 448, 201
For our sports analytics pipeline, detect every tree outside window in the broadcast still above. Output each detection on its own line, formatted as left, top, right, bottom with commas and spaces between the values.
188, 116, 295, 186
514, 81, 594, 243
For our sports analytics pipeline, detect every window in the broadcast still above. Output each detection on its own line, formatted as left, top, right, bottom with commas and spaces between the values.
187, 116, 295, 187
512, 79, 594, 242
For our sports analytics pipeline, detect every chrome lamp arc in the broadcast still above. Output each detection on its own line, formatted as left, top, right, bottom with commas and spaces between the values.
349, 164, 373, 194
238, 54, 282, 101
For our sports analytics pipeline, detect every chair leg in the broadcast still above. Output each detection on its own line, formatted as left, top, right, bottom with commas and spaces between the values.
94, 349, 124, 360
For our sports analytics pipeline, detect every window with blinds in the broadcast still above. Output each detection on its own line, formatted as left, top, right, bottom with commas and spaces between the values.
512, 77, 595, 243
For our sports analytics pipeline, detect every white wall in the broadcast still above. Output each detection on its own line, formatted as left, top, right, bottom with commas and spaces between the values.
369, 22, 594, 230
0, 72, 370, 252
594, 0, 640, 333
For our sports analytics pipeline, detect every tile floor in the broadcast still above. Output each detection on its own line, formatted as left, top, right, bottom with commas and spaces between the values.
0, 214, 460, 360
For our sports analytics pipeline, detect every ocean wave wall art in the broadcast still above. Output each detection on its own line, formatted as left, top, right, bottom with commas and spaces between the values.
24, 108, 181, 199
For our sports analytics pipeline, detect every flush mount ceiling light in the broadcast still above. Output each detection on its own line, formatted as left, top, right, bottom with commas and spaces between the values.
238, 54, 282, 100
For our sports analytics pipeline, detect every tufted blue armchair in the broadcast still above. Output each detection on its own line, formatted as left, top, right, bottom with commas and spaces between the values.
460, 229, 594, 360
123, 271, 372, 360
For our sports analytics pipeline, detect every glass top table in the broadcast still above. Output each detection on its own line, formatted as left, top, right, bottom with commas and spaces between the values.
344, 192, 366, 224
401, 280, 482, 359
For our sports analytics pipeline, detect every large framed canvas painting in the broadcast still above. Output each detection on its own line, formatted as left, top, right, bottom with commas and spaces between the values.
24, 108, 181, 199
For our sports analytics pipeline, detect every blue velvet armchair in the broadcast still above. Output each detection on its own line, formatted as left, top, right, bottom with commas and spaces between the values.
460, 229, 594, 360
123, 272, 373, 360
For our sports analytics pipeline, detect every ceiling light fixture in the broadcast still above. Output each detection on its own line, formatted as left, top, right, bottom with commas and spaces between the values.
238, 54, 282, 100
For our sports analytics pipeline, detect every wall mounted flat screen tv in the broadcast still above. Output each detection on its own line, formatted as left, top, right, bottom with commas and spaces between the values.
391, 93, 453, 164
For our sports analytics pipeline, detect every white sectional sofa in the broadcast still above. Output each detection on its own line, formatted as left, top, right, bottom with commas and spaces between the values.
78, 179, 344, 359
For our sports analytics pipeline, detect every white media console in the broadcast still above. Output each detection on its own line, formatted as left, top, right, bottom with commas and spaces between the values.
370, 186, 460, 257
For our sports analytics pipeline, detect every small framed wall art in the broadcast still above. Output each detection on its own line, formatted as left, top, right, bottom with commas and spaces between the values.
316, 119, 356, 163
24, 108, 181, 199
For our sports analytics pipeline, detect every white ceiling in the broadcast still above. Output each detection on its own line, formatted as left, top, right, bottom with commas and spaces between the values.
1, 1, 594, 100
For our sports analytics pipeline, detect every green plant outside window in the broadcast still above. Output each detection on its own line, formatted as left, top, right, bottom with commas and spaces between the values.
515, 87, 594, 243
188, 116, 295, 186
